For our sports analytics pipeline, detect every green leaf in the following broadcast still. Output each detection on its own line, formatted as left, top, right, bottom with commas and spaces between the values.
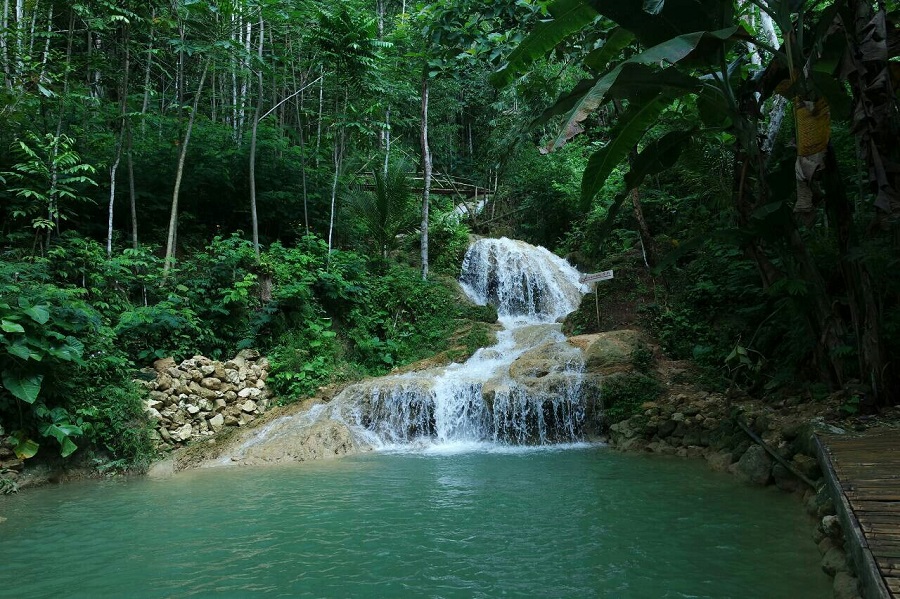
583, 28, 634, 72
623, 128, 695, 190
580, 94, 674, 207
551, 63, 698, 150
6, 343, 31, 360
2, 371, 44, 404
23, 304, 50, 325
14, 437, 39, 459
492, 0, 599, 86
60, 437, 78, 458
1, 320, 25, 333
548, 27, 738, 150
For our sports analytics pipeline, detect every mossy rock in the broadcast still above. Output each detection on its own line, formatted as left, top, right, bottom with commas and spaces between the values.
570, 329, 646, 376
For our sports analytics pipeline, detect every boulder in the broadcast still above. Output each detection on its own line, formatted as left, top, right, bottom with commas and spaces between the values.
231, 418, 355, 465
171, 423, 193, 443
209, 413, 225, 431
792, 454, 821, 480
200, 377, 222, 391
732, 444, 773, 485
706, 451, 733, 472
832, 572, 858, 599
572, 330, 645, 376
772, 464, 803, 493
241, 400, 258, 413
237, 349, 260, 361
153, 357, 175, 373
822, 515, 842, 538
821, 547, 848, 576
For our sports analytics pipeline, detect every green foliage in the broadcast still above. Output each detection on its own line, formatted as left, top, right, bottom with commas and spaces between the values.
2, 133, 97, 239
602, 373, 662, 424
346, 163, 417, 261
269, 318, 340, 401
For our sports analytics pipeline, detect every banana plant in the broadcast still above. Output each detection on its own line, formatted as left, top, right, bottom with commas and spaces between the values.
494, 0, 899, 403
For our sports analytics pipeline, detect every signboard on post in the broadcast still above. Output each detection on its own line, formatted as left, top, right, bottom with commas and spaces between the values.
580, 270, 614, 284
579, 270, 614, 328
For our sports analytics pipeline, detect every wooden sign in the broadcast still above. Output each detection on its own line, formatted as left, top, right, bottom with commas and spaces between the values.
580, 270, 614, 284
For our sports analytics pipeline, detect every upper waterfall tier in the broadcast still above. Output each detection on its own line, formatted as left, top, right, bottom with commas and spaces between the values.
459, 237, 588, 323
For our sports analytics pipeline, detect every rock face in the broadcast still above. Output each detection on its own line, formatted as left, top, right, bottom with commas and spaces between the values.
137, 350, 272, 449
228, 418, 356, 466
732, 445, 774, 486
570, 329, 646, 375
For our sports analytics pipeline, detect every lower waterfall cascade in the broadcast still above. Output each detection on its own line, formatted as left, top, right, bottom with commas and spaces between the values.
227, 237, 596, 460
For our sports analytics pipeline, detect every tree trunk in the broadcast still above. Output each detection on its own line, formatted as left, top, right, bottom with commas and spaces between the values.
248, 14, 264, 259
420, 71, 432, 280
107, 27, 131, 257
107, 123, 124, 257
315, 64, 323, 167
126, 118, 138, 249
163, 60, 209, 275
630, 186, 658, 268
383, 106, 391, 176
140, 8, 155, 132
1, 0, 10, 88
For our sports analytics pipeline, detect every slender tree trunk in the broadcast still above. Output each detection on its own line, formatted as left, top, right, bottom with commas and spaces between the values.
630, 187, 658, 268
140, 8, 155, 132
327, 93, 347, 263
163, 60, 209, 275
315, 64, 323, 167
383, 106, 391, 176
37, 5, 51, 84
1, 0, 10, 88
420, 71, 432, 280
14, 0, 23, 81
107, 123, 125, 257
126, 118, 138, 249
248, 14, 263, 258
107, 27, 131, 257
297, 92, 310, 235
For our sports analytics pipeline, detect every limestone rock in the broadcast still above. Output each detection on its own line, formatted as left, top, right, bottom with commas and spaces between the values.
201, 377, 222, 391
153, 357, 175, 373
232, 418, 355, 465
186, 404, 201, 415
571, 329, 645, 376
772, 463, 802, 493
237, 348, 260, 361
209, 413, 225, 431
706, 451, 733, 472
822, 515, 841, 538
818, 537, 835, 556
241, 400, 257, 413
821, 547, 848, 576
733, 445, 773, 485
832, 572, 858, 599
171, 423, 193, 443
792, 454, 821, 480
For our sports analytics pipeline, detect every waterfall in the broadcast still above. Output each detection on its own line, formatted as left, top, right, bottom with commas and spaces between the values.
334, 237, 591, 449
224, 237, 593, 463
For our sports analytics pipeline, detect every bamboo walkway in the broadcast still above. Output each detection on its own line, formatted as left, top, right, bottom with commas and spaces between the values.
817, 429, 900, 599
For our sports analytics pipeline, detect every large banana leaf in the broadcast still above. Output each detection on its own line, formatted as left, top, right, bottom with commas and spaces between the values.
588, 0, 734, 46
491, 0, 600, 86
583, 28, 635, 72
586, 127, 695, 244
580, 94, 674, 208
551, 62, 700, 150
549, 27, 737, 150
623, 128, 696, 190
